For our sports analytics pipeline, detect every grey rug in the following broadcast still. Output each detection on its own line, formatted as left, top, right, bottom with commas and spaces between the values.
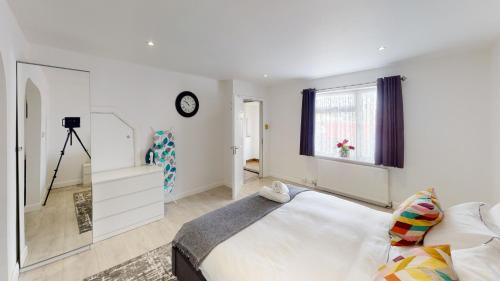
73, 191, 93, 234
84, 243, 176, 281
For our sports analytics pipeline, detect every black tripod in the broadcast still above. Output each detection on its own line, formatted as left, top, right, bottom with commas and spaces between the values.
43, 127, 91, 206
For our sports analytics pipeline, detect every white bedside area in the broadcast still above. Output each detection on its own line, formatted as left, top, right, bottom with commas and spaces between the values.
92, 165, 164, 242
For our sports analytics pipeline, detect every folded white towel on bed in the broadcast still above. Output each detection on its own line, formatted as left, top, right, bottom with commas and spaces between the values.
271, 181, 289, 194
259, 186, 291, 203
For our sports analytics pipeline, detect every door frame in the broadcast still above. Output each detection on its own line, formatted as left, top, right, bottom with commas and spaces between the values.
15, 60, 20, 266
232, 94, 265, 200
241, 98, 264, 178
231, 94, 243, 200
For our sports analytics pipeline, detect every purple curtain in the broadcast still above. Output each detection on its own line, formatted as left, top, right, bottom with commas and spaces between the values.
375, 76, 404, 168
300, 88, 316, 156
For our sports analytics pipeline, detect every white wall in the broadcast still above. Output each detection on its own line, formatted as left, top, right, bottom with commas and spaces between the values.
0, 0, 29, 280
91, 112, 135, 172
268, 79, 314, 184
243, 101, 260, 161
492, 40, 500, 203
28, 45, 228, 201
219, 80, 235, 187
268, 47, 495, 207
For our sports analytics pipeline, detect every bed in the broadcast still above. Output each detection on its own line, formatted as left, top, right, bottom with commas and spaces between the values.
172, 189, 393, 281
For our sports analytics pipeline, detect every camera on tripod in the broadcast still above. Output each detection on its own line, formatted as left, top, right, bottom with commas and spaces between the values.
44, 116, 90, 206
62, 117, 81, 129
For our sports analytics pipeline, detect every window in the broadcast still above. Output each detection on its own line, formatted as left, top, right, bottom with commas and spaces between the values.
314, 86, 377, 163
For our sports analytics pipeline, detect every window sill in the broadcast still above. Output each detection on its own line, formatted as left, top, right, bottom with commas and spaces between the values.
314, 155, 386, 169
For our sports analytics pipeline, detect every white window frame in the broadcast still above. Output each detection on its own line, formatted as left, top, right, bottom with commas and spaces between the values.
314, 85, 377, 166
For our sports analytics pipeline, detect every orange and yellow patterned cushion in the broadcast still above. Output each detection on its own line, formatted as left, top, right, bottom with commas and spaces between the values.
390, 188, 444, 246
376, 245, 458, 281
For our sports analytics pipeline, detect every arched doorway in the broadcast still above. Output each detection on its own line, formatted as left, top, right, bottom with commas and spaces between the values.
24, 79, 43, 209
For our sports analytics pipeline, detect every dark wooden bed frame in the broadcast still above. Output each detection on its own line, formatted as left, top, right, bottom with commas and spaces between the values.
172, 245, 208, 281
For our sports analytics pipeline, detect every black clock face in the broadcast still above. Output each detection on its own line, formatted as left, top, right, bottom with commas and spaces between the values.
175, 91, 199, 117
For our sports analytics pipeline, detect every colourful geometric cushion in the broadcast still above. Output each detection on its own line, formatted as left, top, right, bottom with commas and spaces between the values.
376, 245, 458, 281
390, 188, 444, 246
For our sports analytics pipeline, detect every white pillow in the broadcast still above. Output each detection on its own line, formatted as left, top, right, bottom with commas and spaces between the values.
424, 202, 496, 250
453, 238, 500, 281
483, 203, 500, 235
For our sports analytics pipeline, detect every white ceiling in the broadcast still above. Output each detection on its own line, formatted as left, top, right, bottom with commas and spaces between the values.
8, 0, 500, 82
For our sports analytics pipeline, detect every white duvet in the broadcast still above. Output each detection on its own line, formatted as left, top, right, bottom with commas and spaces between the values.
199, 191, 392, 281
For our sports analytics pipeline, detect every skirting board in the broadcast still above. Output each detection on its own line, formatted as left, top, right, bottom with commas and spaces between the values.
315, 185, 392, 208
25, 187, 49, 212
20, 245, 91, 272
52, 178, 82, 188
20, 246, 28, 268
164, 181, 226, 203
268, 172, 315, 188
9, 263, 19, 281
269, 172, 392, 209
24, 203, 41, 213
392, 201, 401, 210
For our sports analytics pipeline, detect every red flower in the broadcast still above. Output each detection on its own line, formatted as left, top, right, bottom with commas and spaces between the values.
337, 143, 342, 148
342, 139, 349, 145
348, 146, 355, 150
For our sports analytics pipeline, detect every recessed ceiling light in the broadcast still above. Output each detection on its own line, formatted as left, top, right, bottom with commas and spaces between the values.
263, 74, 269, 78
147, 41, 155, 47
378, 45, 386, 51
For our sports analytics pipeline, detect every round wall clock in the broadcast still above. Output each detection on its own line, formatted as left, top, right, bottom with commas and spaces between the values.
175, 91, 199, 117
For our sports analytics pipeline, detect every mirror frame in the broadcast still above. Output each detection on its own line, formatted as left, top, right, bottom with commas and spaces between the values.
15, 61, 91, 270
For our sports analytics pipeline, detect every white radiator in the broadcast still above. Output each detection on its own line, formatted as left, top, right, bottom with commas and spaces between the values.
316, 159, 390, 207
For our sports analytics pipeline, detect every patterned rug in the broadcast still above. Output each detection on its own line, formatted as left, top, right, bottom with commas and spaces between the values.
84, 243, 176, 281
73, 191, 93, 234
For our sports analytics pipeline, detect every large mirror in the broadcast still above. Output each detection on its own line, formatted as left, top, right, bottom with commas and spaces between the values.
17, 62, 92, 268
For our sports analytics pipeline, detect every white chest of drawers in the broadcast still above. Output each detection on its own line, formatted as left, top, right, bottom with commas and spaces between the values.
92, 166, 164, 242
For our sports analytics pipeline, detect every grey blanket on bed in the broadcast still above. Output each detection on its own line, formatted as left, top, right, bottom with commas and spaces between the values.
172, 185, 309, 270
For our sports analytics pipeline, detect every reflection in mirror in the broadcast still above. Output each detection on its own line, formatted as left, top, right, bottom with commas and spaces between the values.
17, 62, 92, 267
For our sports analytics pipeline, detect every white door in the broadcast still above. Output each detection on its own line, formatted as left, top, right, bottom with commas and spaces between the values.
232, 94, 244, 200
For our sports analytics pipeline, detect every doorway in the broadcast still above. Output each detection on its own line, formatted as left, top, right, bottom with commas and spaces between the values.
231, 95, 264, 200
231, 94, 264, 200
24, 79, 43, 211
242, 100, 262, 182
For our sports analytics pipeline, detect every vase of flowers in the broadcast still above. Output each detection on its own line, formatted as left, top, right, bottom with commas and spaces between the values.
337, 139, 355, 158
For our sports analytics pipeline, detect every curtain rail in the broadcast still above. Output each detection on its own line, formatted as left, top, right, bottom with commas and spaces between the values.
302, 76, 407, 94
